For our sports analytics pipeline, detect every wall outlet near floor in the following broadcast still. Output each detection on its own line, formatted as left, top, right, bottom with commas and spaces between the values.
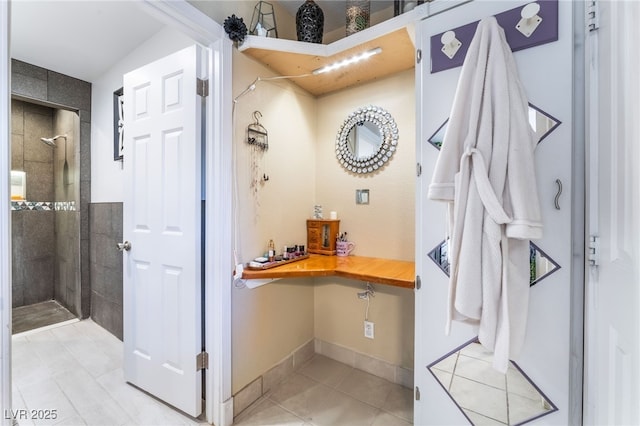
364, 320, 375, 339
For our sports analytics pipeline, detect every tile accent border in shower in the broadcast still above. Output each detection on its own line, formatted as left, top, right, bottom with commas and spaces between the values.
11, 201, 76, 211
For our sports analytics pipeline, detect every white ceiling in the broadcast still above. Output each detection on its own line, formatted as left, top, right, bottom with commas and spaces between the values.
10, 1, 164, 82
9, 1, 394, 83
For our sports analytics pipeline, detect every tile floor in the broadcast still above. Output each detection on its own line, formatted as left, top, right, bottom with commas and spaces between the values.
12, 319, 413, 426
12, 301, 76, 334
235, 355, 413, 426
12, 319, 206, 426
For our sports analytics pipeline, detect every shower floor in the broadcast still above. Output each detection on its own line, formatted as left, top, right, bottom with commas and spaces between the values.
12, 300, 77, 334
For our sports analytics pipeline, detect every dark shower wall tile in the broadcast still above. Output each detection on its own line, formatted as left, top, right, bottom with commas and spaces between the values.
11, 134, 24, 170
22, 257, 55, 305
22, 211, 55, 260
12, 72, 48, 101
91, 292, 123, 341
11, 99, 24, 133
111, 203, 123, 235
24, 161, 54, 202
23, 109, 54, 164
12, 285, 24, 308
90, 203, 124, 339
12, 60, 48, 81
47, 71, 91, 112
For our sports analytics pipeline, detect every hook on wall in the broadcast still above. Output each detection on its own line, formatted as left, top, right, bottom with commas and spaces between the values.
516, 2, 543, 38
440, 30, 462, 60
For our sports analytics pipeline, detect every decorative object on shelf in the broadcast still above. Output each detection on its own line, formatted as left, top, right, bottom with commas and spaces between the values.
250, 1, 278, 38
307, 219, 340, 255
346, 0, 370, 36
247, 111, 269, 198
393, 0, 425, 16
113, 87, 124, 161
296, 0, 324, 44
223, 14, 248, 45
335, 105, 399, 174
313, 205, 323, 219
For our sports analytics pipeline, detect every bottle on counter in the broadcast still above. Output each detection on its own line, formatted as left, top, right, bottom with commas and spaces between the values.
268, 239, 275, 262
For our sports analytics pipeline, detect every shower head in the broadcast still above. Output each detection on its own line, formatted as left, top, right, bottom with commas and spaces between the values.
40, 134, 67, 147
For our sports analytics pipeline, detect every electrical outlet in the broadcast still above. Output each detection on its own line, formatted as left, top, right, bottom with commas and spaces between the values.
364, 320, 374, 339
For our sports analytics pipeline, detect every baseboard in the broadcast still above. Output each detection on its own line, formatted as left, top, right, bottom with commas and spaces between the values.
232, 337, 414, 419
314, 338, 414, 389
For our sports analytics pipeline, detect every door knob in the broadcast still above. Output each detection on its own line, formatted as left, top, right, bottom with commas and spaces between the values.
117, 241, 131, 251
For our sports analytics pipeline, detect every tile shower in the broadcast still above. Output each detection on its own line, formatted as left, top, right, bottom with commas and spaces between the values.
11, 99, 81, 328
10, 59, 93, 333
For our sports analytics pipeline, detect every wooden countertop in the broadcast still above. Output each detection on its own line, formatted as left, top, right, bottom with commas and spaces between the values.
242, 254, 415, 289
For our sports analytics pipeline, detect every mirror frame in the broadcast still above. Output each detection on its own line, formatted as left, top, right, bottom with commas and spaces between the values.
335, 105, 399, 174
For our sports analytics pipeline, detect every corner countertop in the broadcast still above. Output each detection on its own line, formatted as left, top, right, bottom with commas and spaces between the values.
241, 254, 415, 289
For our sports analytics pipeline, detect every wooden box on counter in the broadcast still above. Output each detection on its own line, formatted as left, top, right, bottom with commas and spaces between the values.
307, 219, 340, 255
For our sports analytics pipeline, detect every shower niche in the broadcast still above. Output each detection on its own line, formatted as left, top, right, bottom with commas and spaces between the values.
10, 98, 81, 333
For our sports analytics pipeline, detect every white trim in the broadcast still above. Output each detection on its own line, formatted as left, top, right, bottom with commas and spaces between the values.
205, 36, 234, 426
0, 1, 11, 425
138, 2, 234, 425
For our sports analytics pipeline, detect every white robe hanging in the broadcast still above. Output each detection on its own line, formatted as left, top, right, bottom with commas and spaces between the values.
428, 17, 543, 373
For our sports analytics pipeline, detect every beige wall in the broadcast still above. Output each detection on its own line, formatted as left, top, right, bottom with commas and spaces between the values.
231, 50, 317, 393
313, 69, 416, 370
315, 69, 416, 261
314, 277, 414, 369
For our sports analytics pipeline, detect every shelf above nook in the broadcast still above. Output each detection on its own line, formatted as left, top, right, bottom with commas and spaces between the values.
237, 8, 423, 96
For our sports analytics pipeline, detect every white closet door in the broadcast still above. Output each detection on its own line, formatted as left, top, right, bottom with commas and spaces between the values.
415, 1, 577, 424
584, 1, 640, 424
122, 45, 205, 417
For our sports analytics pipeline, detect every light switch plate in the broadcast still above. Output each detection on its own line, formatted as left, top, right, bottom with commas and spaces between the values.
356, 189, 370, 205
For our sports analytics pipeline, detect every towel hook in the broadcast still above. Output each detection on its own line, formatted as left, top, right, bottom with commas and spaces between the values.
440, 30, 462, 60
516, 2, 543, 38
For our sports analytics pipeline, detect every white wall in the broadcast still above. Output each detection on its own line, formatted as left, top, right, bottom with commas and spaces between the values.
91, 26, 195, 202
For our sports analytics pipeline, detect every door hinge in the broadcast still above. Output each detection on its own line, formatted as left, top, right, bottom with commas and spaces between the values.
415, 386, 421, 401
416, 162, 422, 177
197, 78, 209, 97
589, 235, 599, 266
587, 0, 599, 32
415, 275, 421, 290
196, 351, 209, 371
416, 49, 422, 64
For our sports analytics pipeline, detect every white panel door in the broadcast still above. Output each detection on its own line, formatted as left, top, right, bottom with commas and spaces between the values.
415, 2, 577, 424
123, 45, 204, 417
584, 1, 640, 424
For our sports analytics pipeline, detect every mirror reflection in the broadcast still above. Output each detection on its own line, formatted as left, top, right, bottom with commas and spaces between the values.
428, 339, 557, 425
347, 121, 382, 159
428, 104, 560, 150
428, 240, 560, 286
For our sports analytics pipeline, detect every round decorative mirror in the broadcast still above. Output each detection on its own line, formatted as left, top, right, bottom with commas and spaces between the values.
335, 105, 399, 174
